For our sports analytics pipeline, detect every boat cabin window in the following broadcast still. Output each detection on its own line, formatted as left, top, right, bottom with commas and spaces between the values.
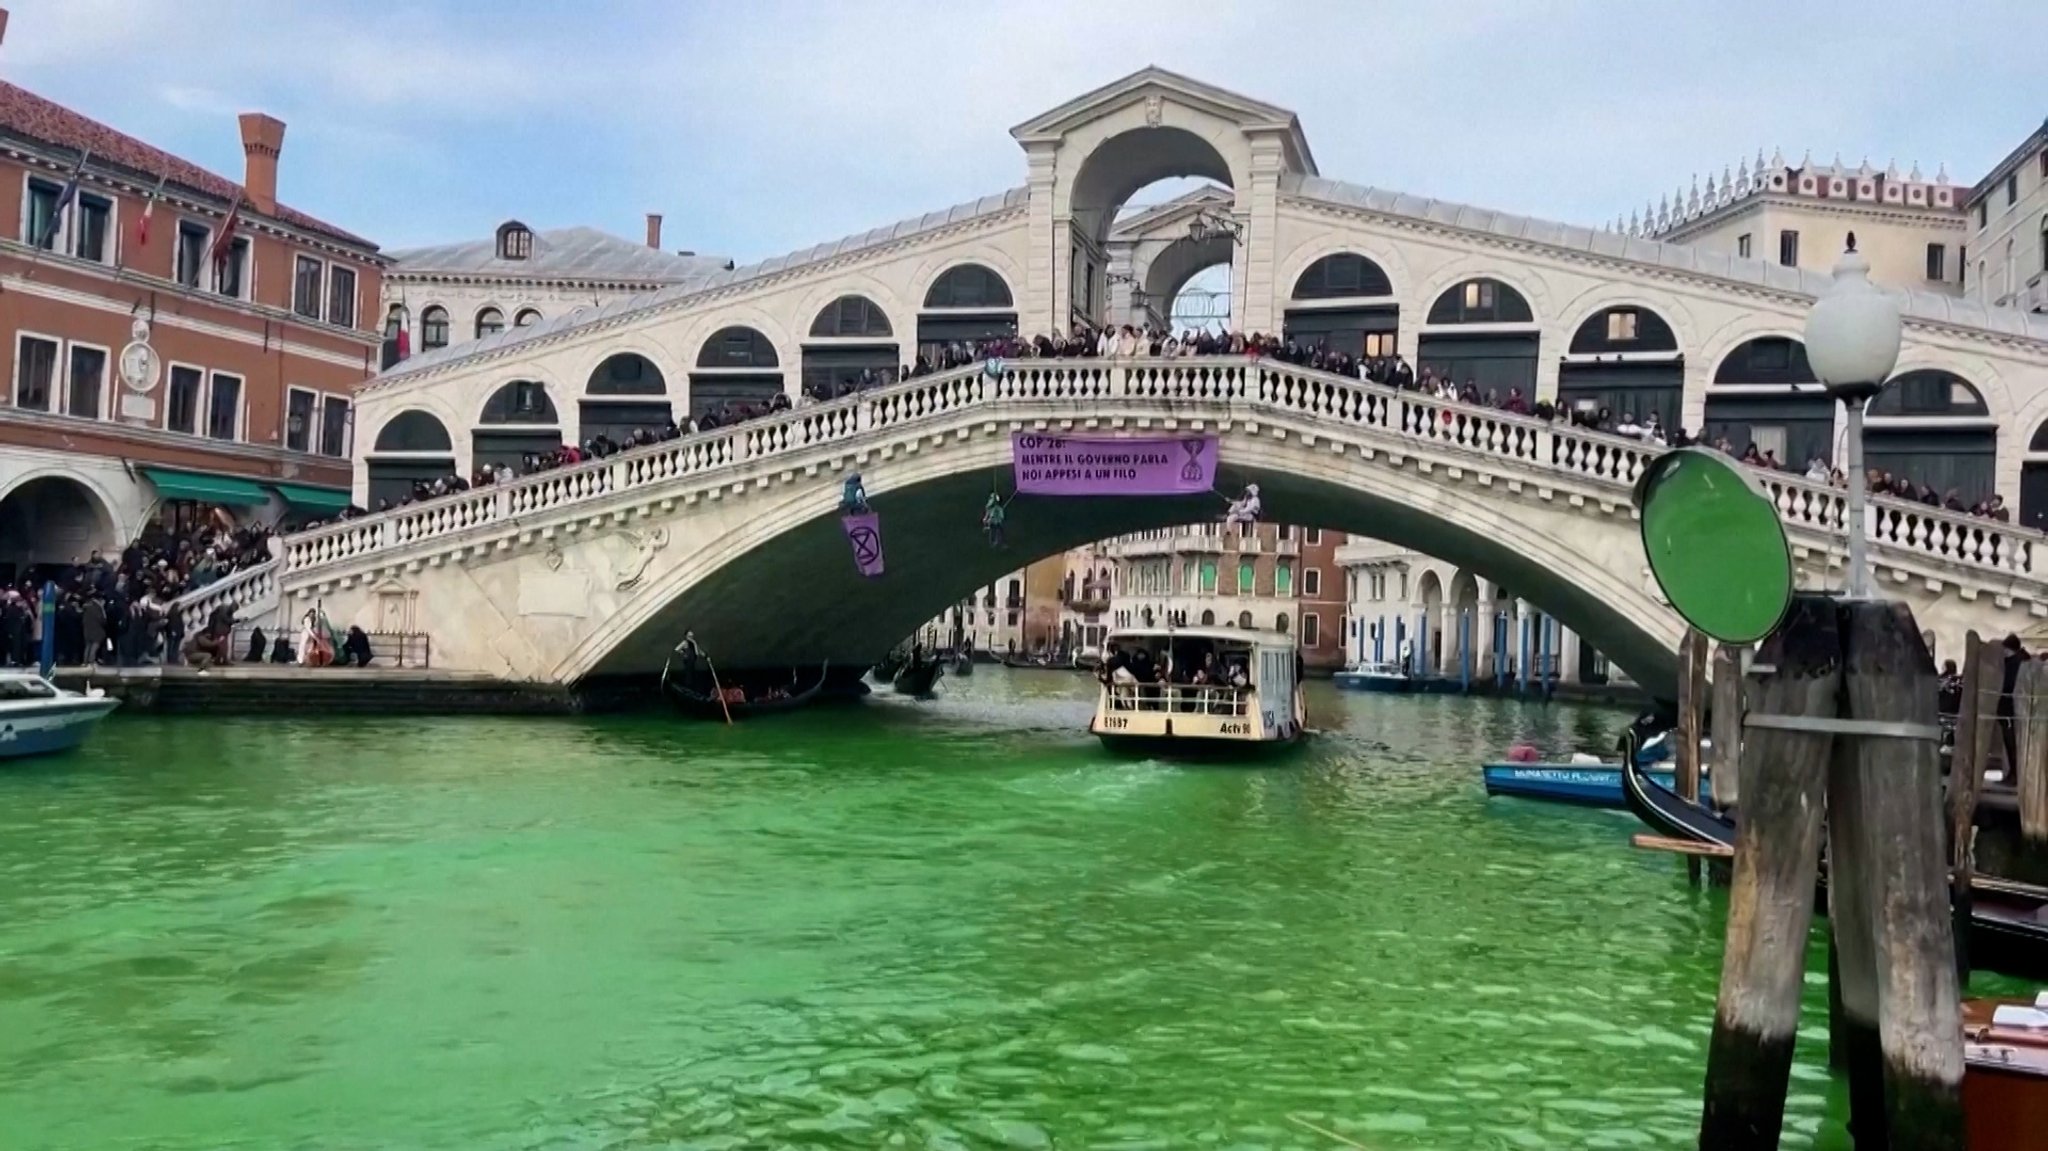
1098, 634, 1257, 715
0, 677, 59, 701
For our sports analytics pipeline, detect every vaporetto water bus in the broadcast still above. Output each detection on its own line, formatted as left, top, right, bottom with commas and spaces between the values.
1088, 626, 1305, 757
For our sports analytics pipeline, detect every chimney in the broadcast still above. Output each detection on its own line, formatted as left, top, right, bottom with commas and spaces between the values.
237, 112, 285, 216
645, 212, 663, 250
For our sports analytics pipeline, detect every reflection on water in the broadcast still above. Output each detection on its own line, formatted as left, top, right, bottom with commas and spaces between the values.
0, 671, 1892, 1149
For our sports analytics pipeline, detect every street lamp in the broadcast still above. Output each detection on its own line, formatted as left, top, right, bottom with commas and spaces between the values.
1803, 232, 1903, 598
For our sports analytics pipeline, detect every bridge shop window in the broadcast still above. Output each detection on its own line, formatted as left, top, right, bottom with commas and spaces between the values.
1703, 336, 1830, 469
804, 295, 899, 403
1867, 370, 1995, 507
1558, 304, 1683, 432
1419, 277, 1538, 393
690, 326, 784, 421
1284, 252, 1397, 361
582, 353, 672, 442
366, 409, 456, 509
918, 263, 1018, 361
474, 380, 562, 473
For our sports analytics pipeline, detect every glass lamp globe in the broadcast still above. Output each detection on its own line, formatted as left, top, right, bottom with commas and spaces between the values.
1804, 233, 1903, 395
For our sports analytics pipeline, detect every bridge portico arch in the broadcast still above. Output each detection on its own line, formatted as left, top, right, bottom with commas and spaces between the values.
1011, 67, 1315, 338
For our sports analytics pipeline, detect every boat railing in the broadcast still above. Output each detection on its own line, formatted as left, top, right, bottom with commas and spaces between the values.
1104, 683, 1251, 717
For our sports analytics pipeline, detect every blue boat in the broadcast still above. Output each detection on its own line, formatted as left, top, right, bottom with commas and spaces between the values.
1483, 761, 1713, 810
1331, 661, 1412, 693
0, 671, 120, 761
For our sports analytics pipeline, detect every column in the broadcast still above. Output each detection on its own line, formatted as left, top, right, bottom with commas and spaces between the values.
1023, 145, 1061, 335
1237, 138, 1284, 334
1559, 626, 1584, 685
1517, 600, 1532, 694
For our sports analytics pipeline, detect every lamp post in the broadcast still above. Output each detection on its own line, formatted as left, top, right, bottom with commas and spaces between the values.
1803, 233, 1903, 598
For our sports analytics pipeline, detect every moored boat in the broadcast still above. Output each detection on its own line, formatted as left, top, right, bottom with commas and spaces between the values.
892, 659, 944, 696
1332, 661, 1412, 693
0, 670, 120, 761
1484, 761, 1713, 810
949, 650, 974, 676
663, 664, 831, 720
1965, 998, 2048, 1148
1088, 626, 1304, 758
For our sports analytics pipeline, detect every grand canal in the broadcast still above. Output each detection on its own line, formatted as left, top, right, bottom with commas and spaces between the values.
0, 673, 1917, 1149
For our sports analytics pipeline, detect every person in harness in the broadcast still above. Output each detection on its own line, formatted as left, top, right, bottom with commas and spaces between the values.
841, 472, 870, 516
981, 492, 1007, 548
1224, 484, 1262, 526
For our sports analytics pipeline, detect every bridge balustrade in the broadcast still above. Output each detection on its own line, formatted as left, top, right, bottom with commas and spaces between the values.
279, 355, 2041, 586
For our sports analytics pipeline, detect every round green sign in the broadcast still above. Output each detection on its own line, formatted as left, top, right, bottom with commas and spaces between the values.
1633, 448, 1793, 644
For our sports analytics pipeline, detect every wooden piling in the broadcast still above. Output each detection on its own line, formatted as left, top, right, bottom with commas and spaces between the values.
1834, 600, 1965, 1151
1697, 596, 1838, 1151
1710, 643, 1743, 812
2019, 659, 2048, 866
1947, 632, 1991, 981
1676, 629, 1710, 885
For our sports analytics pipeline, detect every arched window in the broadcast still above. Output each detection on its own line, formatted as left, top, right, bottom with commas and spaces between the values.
808, 295, 893, 339
2040, 214, 2048, 273
1276, 613, 1290, 635
475, 307, 505, 340
1713, 336, 1816, 385
420, 306, 450, 351
1867, 370, 1989, 418
495, 221, 533, 261
383, 303, 408, 339
1291, 253, 1393, 299
1200, 609, 1216, 626
585, 353, 666, 396
1567, 305, 1680, 354
1426, 278, 1533, 324
924, 264, 1014, 309
479, 380, 557, 424
514, 307, 542, 328
697, 326, 780, 369
372, 410, 453, 453
1236, 611, 1253, 629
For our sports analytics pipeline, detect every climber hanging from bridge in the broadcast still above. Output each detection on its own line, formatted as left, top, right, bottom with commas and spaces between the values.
1224, 483, 1262, 526
840, 471, 870, 516
982, 491, 1009, 548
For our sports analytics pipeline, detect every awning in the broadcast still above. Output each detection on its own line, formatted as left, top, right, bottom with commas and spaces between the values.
140, 467, 272, 507
269, 481, 353, 513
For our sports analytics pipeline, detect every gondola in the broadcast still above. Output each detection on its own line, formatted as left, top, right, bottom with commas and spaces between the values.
872, 652, 908, 682
1618, 732, 2048, 982
892, 660, 944, 696
664, 663, 830, 720
950, 650, 974, 676
1001, 653, 1073, 671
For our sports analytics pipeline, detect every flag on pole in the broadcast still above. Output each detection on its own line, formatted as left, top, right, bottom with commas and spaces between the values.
34, 149, 89, 250
207, 191, 243, 268
131, 173, 168, 252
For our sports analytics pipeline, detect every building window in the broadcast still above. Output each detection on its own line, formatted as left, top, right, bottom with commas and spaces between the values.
66, 344, 107, 420
1278, 524, 1292, 540
292, 256, 324, 320
2041, 216, 2047, 272
1778, 230, 1800, 267
1462, 280, 1495, 311
475, 307, 505, 339
1276, 612, 1290, 635
1304, 568, 1322, 596
176, 221, 209, 287
496, 223, 532, 260
1736, 233, 1752, 259
328, 265, 358, 328
421, 306, 450, 350
1304, 527, 1321, 545
13, 334, 57, 411
1237, 610, 1253, 629
1362, 332, 1395, 358
23, 176, 62, 249
1926, 243, 1946, 282
2008, 173, 2020, 206
72, 193, 111, 263
515, 307, 541, 327
166, 365, 202, 434
285, 387, 316, 452
1276, 560, 1293, 597
320, 396, 350, 458
1303, 613, 1320, 647
1237, 560, 1254, 594
1977, 202, 1988, 229
1200, 560, 1217, 593
214, 237, 249, 298
206, 372, 242, 441
1606, 310, 1639, 342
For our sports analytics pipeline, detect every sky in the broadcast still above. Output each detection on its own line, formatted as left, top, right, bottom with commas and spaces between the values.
5, 0, 2044, 265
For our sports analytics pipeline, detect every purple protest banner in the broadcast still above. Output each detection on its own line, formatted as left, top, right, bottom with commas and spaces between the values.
841, 512, 885, 578
1011, 433, 1218, 496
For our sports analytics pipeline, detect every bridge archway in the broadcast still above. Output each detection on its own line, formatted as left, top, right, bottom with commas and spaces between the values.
691, 325, 783, 421
366, 410, 456, 508
581, 353, 671, 443
1704, 335, 1829, 467
1419, 277, 1539, 395
1065, 127, 1239, 330
1866, 369, 1995, 503
917, 263, 1016, 362
1559, 304, 1685, 431
0, 473, 119, 573
1142, 234, 1234, 333
802, 294, 898, 401
1283, 252, 1399, 360
473, 380, 563, 473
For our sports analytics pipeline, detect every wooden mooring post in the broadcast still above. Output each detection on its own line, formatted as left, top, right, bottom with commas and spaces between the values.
1676, 628, 1710, 884
1710, 643, 1744, 813
1697, 597, 1837, 1151
1828, 600, 1964, 1150
2018, 658, 2048, 874
1946, 632, 1993, 980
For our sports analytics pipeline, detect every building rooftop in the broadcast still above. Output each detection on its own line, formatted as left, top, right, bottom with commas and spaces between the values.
0, 79, 373, 250
1965, 117, 2048, 210
1624, 147, 1962, 239
386, 225, 734, 284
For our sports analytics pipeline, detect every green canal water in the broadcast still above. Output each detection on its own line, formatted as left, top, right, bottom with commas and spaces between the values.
0, 672, 1975, 1149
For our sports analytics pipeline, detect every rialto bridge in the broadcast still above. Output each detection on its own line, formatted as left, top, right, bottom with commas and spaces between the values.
179, 69, 2048, 686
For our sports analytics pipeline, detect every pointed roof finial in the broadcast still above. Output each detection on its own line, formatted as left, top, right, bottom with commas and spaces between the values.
1799, 148, 1812, 169
1769, 146, 1784, 170
1908, 160, 1923, 182
1935, 162, 1950, 185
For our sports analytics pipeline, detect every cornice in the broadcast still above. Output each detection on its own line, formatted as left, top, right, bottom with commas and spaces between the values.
1656, 191, 1968, 243
384, 270, 684, 294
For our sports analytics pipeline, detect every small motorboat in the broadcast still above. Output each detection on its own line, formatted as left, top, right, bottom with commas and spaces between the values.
0, 670, 120, 761
1964, 998, 2048, 1148
1332, 661, 1413, 693
892, 659, 944, 696
1484, 758, 1712, 809
663, 664, 830, 720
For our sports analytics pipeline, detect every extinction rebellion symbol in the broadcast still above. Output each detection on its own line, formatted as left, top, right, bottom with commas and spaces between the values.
847, 525, 881, 567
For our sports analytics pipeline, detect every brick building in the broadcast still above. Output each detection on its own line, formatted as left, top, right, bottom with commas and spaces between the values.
0, 22, 383, 579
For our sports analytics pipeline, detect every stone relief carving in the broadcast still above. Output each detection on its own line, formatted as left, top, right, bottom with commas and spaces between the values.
1143, 95, 1163, 127
543, 545, 565, 571
614, 527, 670, 591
